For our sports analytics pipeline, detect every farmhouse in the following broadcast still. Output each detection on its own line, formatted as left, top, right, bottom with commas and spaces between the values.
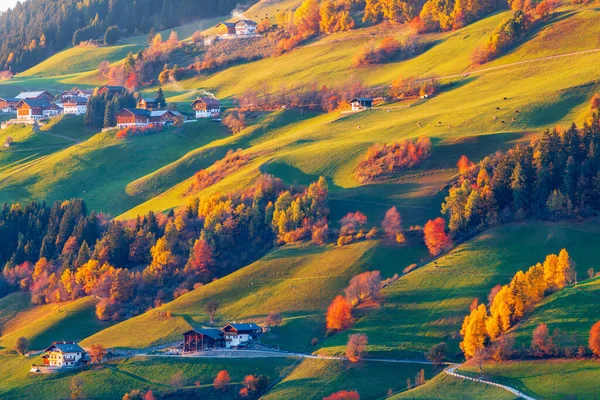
16, 99, 60, 121
235, 20, 258, 36
183, 328, 225, 352
115, 108, 182, 129
16, 90, 54, 101
41, 341, 89, 369
137, 98, 160, 110
63, 96, 88, 115
222, 323, 262, 348
181, 322, 262, 353
97, 85, 127, 97
350, 98, 373, 112
215, 22, 237, 37
0, 97, 19, 113
191, 97, 221, 118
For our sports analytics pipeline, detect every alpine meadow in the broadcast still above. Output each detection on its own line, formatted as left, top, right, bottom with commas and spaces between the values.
0, 0, 600, 399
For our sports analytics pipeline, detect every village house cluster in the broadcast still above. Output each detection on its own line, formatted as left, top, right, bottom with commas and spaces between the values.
0, 85, 222, 130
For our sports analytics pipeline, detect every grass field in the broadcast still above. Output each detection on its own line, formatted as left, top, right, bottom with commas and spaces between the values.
391, 372, 515, 399
0, 296, 114, 353
82, 240, 429, 351
264, 358, 444, 400
459, 359, 600, 399
510, 275, 600, 350
0, 354, 294, 400
316, 219, 600, 360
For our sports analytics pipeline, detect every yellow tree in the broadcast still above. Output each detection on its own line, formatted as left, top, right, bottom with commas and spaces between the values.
460, 303, 488, 358
555, 249, 575, 289
320, 0, 337, 33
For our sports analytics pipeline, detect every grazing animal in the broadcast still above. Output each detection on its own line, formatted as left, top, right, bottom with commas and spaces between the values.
496, 107, 500, 110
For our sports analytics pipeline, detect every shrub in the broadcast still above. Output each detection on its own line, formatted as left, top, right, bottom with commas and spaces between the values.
355, 137, 432, 183
104, 26, 121, 45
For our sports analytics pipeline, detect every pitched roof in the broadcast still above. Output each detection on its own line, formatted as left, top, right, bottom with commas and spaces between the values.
184, 328, 224, 340
63, 96, 88, 105
0, 97, 19, 102
150, 110, 180, 117
119, 108, 151, 117
100, 85, 126, 92
236, 20, 258, 26
215, 22, 236, 28
139, 98, 159, 104
16, 99, 55, 108
16, 91, 52, 99
350, 97, 373, 102
222, 323, 261, 332
44, 342, 85, 353
192, 97, 220, 107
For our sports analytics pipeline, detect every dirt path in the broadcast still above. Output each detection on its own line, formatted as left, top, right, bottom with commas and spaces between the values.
445, 365, 537, 400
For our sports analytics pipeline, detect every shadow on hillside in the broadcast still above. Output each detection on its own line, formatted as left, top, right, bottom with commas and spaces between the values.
523, 83, 598, 127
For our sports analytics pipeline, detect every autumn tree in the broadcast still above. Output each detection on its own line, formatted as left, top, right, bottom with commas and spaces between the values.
459, 303, 488, 358
381, 206, 403, 242
326, 295, 354, 331
589, 321, 600, 357
457, 155, 475, 175
294, 0, 321, 36
71, 376, 84, 400
15, 337, 29, 355
531, 323, 553, 357
423, 218, 451, 256
185, 238, 214, 273
266, 312, 283, 328
214, 370, 231, 391
425, 342, 448, 365
323, 390, 361, 400
346, 333, 368, 362
344, 271, 382, 305
205, 300, 219, 324
90, 344, 107, 364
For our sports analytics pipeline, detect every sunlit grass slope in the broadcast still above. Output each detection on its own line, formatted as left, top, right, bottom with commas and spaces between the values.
82, 240, 428, 350
0, 121, 227, 215
391, 371, 514, 399
510, 275, 600, 349
316, 219, 600, 359
459, 359, 600, 399
264, 358, 443, 400
0, 354, 293, 400
0, 296, 114, 352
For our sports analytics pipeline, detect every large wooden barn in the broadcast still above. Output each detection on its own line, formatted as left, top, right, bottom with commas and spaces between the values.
182, 328, 225, 353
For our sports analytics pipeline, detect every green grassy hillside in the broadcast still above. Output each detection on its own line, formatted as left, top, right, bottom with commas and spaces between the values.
316, 219, 600, 359
510, 276, 600, 349
0, 296, 114, 352
82, 240, 429, 350
0, 354, 293, 400
459, 359, 600, 399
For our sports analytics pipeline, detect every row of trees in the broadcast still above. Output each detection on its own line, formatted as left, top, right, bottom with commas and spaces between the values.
355, 137, 432, 183
0, 175, 335, 321
441, 114, 600, 241
354, 36, 424, 66
187, 150, 252, 194
0, 0, 247, 73
84, 89, 136, 129
460, 249, 575, 359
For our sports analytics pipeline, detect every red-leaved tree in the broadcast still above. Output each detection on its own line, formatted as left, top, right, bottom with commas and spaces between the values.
326, 295, 353, 331
423, 218, 451, 256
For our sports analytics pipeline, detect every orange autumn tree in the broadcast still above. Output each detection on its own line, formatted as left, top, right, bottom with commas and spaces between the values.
326, 295, 354, 331
323, 390, 360, 400
423, 218, 451, 256
214, 370, 231, 391
346, 333, 368, 362
589, 321, 600, 357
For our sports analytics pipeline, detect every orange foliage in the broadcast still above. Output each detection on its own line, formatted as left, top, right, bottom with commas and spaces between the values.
423, 218, 451, 256
326, 295, 354, 331
323, 390, 360, 400
355, 137, 432, 183
589, 321, 600, 357
346, 333, 368, 362
187, 149, 251, 194
457, 155, 475, 175
214, 370, 231, 391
